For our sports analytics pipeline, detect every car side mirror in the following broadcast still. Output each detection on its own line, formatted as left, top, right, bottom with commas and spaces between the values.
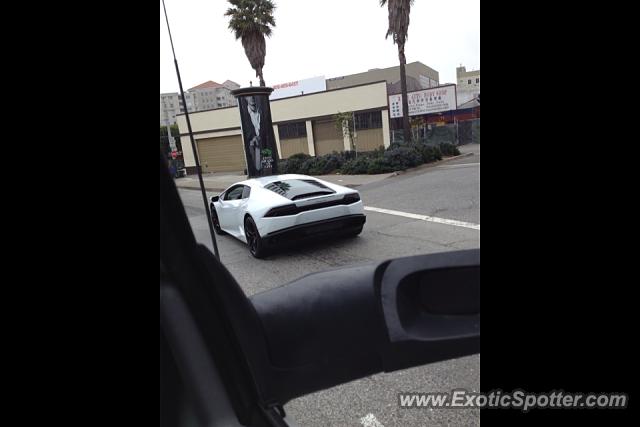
211, 195, 219, 203
246, 249, 480, 404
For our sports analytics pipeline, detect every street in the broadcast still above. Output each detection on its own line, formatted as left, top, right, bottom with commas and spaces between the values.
177, 146, 480, 426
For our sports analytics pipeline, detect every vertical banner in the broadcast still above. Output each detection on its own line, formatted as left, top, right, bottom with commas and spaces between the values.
232, 87, 279, 177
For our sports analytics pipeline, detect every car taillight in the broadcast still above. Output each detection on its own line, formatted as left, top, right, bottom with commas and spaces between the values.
343, 193, 361, 204
264, 204, 299, 217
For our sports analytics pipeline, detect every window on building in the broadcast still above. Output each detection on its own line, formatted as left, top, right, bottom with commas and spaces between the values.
468, 79, 471, 84
354, 111, 382, 130
278, 122, 307, 139
476, 78, 480, 83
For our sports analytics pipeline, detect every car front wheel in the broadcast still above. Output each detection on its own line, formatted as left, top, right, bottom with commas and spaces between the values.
244, 217, 268, 258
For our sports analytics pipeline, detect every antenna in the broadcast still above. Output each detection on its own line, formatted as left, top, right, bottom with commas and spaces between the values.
162, 0, 220, 260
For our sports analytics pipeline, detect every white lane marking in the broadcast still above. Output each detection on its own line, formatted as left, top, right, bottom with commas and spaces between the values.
360, 413, 385, 427
364, 206, 480, 230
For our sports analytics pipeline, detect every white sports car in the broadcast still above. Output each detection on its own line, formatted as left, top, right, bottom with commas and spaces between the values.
209, 174, 366, 258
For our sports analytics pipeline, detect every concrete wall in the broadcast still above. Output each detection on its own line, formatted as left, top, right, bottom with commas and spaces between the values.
270, 81, 387, 122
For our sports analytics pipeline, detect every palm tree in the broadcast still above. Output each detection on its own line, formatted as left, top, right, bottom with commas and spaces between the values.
380, 0, 414, 143
225, 0, 276, 87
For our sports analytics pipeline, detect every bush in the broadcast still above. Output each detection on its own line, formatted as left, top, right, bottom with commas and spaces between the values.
341, 157, 371, 174
282, 141, 448, 175
296, 158, 315, 175
439, 142, 460, 156
280, 152, 350, 175
281, 153, 311, 174
383, 146, 423, 171
366, 157, 394, 174
419, 144, 443, 163
315, 152, 343, 174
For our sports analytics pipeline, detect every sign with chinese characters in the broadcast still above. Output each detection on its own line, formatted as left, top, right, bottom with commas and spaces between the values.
389, 84, 456, 118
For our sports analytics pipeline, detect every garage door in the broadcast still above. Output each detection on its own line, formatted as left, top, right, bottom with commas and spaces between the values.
313, 119, 344, 156
279, 137, 309, 158
196, 135, 245, 173
355, 128, 385, 152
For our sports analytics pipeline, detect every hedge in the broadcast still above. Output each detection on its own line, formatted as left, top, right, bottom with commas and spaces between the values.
280, 140, 460, 175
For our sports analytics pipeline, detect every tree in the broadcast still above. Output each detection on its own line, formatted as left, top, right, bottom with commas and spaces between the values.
225, 0, 276, 87
380, 0, 414, 143
410, 116, 423, 141
334, 111, 357, 157
160, 124, 182, 154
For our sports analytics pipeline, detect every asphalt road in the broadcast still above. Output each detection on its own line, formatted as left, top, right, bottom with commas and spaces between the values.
176, 145, 480, 426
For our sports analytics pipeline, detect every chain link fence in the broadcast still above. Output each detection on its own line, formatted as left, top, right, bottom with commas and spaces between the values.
391, 118, 480, 146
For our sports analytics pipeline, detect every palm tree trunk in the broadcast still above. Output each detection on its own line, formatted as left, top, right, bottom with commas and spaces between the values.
398, 44, 411, 143
257, 69, 265, 87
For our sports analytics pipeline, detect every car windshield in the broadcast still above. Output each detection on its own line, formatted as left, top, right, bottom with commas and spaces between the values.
264, 179, 335, 200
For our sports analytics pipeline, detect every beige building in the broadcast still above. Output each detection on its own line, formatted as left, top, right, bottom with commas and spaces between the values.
326, 61, 439, 94
177, 81, 391, 174
160, 80, 240, 126
456, 65, 480, 106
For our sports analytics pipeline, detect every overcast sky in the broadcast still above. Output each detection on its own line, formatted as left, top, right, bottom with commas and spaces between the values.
160, 0, 479, 93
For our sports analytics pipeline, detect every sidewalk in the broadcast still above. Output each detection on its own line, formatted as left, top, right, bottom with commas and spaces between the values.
174, 146, 477, 192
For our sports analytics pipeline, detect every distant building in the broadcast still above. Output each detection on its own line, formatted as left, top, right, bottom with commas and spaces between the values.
326, 61, 439, 95
160, 80, 240, 126
456, 65, 480, 106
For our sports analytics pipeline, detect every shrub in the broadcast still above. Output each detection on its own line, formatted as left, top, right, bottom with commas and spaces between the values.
315, 153, 343, 174
341, 157, 371, 174
297, 158, 317, 175
439, 142, 460, 156
383, 146, 423, 170
418, 144, 443, 163
281, 153, 312, 173
282, 141, 448, 175
366, 157, 394, 174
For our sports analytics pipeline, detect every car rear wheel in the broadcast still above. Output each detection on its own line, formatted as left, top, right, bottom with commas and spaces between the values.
210, 208, 224, 235
348, 226, 363, 237
244, 217, 268, 258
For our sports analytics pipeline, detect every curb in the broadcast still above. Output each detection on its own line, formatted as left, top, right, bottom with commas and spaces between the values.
390, 152, 474, 177
175, 152, 474, 192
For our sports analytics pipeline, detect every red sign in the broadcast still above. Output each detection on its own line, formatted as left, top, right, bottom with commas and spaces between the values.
272, 80, 299, 90
171, 151, 177, 159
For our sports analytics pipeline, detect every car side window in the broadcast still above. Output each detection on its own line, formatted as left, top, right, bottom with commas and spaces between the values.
242, 186, 251, 199
224, 186, 244, 201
